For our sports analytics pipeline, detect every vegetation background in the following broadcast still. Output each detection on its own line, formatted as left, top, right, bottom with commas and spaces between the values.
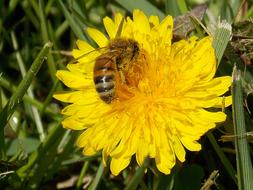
0, 0, 253, 189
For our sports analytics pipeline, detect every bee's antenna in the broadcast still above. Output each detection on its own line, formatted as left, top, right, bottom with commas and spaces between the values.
115, 17, 125, 38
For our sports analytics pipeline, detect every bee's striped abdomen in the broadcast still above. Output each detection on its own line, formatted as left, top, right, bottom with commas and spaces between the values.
94, 56, 116, 103
93, 38, 140, 103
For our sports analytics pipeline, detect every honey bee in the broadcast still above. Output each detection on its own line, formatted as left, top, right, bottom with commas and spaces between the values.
93, 38, 140, 103
73, 18, 141, 104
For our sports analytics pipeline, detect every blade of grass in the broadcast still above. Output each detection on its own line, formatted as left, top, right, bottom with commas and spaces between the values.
62, 153, 101, 165
155, 172, 175, 190
124, 159, 148, 190
243, 4, 253, 19
165, 0, 180, 16
57, 0, 87, 40
177, 0, 188, 14
76, 161, 90, 189
47, 19, 67, 75
11, 31, 45, 141
39, 0, 57, 84
16, 120, 64, 178
21, 1, 39, 29
0, 76, 61, 120
207, 132, 237, 183
232, 66, 253, 190
231, 0, 242, 22
116, 0, 165, 19
27, 126, 66, 188
55, 20, 69, 40
212, 20, 232, 66
8, 0, 19, 13
69, 4, 88, 30
70, 0, 87, 19
88, 161, 104, 190
0, 87, 2, 110
45, 0, 54, 15
41, 80, 60, 115
28, 0, 40, 18
47, 131, 78, 173
0, 42, 52, 159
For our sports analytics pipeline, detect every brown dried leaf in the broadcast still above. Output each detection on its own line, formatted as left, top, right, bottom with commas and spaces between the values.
173, 4, 208, 39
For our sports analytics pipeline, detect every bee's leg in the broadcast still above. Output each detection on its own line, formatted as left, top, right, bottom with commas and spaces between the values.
119, 69, 126, 83
115, 57, 126, 84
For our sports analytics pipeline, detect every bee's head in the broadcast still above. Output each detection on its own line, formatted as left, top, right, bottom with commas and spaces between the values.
110, 38, 139, 60
109, 38, 140, 73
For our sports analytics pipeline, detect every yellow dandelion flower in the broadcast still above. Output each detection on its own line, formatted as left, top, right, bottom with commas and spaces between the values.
54, 10, 232, 175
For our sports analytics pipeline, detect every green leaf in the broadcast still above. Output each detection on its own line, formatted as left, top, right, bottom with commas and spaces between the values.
6, 138, 40, 156
212, 20, 232, 66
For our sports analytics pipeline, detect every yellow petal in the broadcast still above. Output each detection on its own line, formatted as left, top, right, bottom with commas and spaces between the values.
190, 109, 227, 124
136, 141, 148, 166
110, 122, 133, 157
191, 76, 232, 96
86, 28, 108, 47
133, 9, 150, 34
156, 15, 173, 44
71, 49, 98, 65
180, 137, 201, 151
155, 150, 175, 175
53, 90, 99, 105
77, 129, 94, 147
82, 146, 96, 156
149, 15, 159, 28
214, 95, 232, 108
103, 16, 117, 39
66, 62, 94, 76
110, 157, 131, 176
102, 148, 108, 166
62, 116, 88, 130
114, 12, 123, 25
172, 136, 186, 162
56, 70, 93, 89
75, 39, 94, 52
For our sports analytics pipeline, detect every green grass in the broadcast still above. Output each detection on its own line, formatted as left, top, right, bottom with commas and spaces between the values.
1, 0, 253, 189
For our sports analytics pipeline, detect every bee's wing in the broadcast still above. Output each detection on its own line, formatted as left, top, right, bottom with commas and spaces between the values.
70, 47, 121, 65
69, 47, 108, 64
